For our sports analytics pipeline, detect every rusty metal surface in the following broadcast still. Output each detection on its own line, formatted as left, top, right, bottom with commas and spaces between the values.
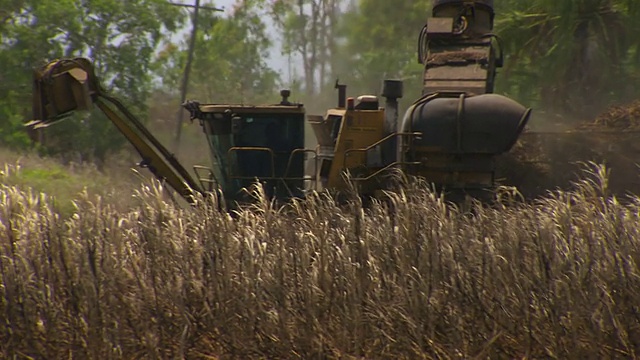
427, 49, 489, 67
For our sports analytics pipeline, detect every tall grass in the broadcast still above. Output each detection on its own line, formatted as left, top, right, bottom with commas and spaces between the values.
0, 148, 148, 216
1, 166, 639, 358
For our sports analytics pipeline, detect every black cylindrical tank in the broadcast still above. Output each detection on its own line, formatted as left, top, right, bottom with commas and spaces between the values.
401, 94, 531, 155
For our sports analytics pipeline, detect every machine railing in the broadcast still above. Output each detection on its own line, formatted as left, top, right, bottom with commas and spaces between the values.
193, 165, 219, 192
227, 147, 276, 179
226, 146, 319, 197
343, 131, 422, 182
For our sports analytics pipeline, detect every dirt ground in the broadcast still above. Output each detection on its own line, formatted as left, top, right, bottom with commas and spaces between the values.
496, 100, 640, 198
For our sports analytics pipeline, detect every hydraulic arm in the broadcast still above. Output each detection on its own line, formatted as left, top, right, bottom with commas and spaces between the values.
30, 58, 203, 202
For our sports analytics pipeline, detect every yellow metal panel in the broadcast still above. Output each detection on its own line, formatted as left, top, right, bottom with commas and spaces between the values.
327, 109, 385, 189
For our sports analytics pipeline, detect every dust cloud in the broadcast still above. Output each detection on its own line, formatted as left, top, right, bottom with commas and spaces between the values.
496, 100, 640, 198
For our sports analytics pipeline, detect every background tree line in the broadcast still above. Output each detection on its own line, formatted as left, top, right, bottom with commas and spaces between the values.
1, 0, 639, 163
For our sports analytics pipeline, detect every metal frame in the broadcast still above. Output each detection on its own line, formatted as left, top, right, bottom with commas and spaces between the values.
225, 146, 319, 197
193, 165, 218, 192
342, 132, 423, 182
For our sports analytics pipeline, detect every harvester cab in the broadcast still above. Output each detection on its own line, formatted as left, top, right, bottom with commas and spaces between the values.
182, 92, 314, 202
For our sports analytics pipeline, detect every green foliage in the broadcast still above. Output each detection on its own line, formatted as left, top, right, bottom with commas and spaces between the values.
264, 0, 640, 114
40, 111, 134, 166
267, 0, 342, 99
155, 1, 279, 104
0, 96, 32, 149
338, 0, 430, 103
3, 0, 640, 164
261, 0, 433, 109
495, 0, 640, 114
0, 0, 183, 161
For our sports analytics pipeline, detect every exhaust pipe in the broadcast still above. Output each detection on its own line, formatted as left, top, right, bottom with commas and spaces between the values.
335, 80, 347, 108
381, 79, 404, 165
381, 79, 404, 135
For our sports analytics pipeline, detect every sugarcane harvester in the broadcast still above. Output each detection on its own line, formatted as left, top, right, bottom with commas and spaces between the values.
311, 0, 531, 194
30, 58, 310, 204
28, 0, 531, 204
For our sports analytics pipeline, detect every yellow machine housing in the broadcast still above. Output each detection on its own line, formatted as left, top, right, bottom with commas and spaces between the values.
310, 103, 384, 190
308, 93, 421, 194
